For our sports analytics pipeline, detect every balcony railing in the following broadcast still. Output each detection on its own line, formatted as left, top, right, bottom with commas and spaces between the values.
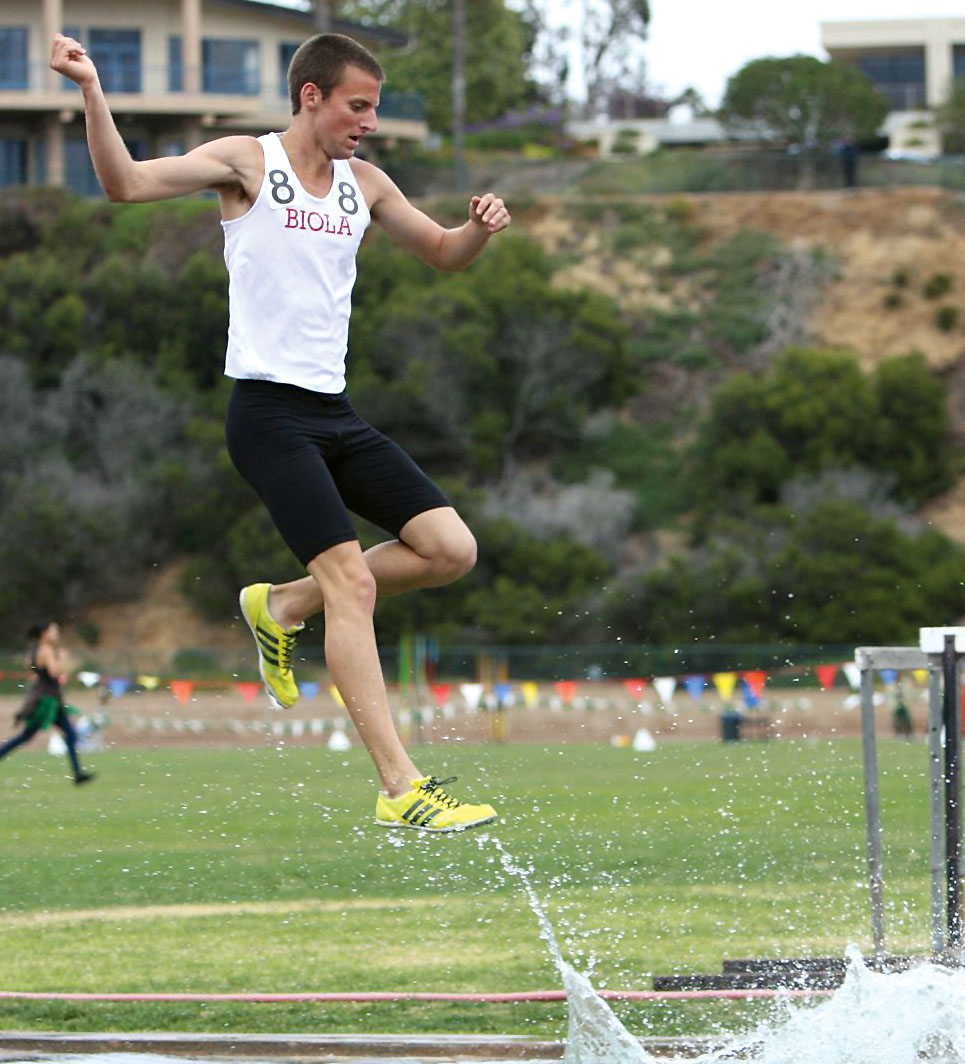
9, 61, 426, 123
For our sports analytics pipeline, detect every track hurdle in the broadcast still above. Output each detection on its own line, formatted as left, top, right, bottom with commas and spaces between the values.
856, 627, 964, 961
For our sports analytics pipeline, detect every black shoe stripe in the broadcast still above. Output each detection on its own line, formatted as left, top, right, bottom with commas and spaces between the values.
260, 650, 281, 667
256, 625, 279, 647
419, 807, 443, 826
403, 799, 425, 821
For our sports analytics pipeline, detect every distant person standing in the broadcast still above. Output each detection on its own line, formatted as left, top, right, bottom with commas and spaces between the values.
0, 621, 94, 784
838, 137, 859, 188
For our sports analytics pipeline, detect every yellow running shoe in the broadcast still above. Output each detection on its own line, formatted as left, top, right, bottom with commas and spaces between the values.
376, 776, 496, 832
239, 583, 303, 710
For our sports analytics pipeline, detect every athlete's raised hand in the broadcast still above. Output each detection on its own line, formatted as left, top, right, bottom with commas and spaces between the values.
470, 193, 511, 234
50, 33, 98, 89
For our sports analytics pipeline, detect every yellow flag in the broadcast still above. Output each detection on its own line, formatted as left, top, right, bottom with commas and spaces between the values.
521, 681, 539, 707
713, 672, 738, 701
912, 669, 929, 686
137, 674, 160, 691
329, 684, 345, 708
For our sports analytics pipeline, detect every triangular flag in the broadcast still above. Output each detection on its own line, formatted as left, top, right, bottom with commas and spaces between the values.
622, 678, 648, 700
842, 663, 861, 690
169, 680, 193, 705
815, 664, 838, 691
521, 681, 539, 707
77, 671, 100, 688
494, 682, 514, 706
136, 674, 160, 691
685, 675, 706, 700
460, 683, 484, 710
328, 684, 344, 707
299, 681, 320, 700
742, 670, 767, 698
430, 683, 451, 707
237, 682, 259, 703
912, 669, 929, 686
108, 677, 130, 698
554, 680, 578, 704
879, 669, 897, 686
654, 677, 676, 705
712, 673, 737, 701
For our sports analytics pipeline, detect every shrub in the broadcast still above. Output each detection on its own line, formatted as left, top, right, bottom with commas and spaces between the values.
935, 305, 959, 331
924, 272, 953, 299
883, 291, 903, 309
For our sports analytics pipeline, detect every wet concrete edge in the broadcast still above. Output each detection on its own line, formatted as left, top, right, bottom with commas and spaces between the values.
0, 1031, 728, 1060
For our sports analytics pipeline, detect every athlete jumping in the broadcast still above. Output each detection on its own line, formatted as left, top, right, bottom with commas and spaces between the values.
50, 29, 509, 831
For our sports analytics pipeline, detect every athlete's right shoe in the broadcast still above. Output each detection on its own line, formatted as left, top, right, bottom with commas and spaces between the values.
239, 583, 303, 710
375, 776, 496, 832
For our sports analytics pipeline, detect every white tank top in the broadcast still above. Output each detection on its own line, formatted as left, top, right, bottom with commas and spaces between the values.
222, 132, 371, 394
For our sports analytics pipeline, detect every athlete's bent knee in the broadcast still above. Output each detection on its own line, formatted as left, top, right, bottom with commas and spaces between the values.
437, 530, 477, 581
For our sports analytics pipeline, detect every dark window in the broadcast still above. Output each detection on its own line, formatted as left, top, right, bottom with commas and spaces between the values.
203, 38, 259, 95
954, 44, 965, 82
169, 35, 183, 92
0, 139, 28, 186
88, 28, 142, 93
858, 49, 926, 110
279, 41, 299, 98
0, 27, 28, 89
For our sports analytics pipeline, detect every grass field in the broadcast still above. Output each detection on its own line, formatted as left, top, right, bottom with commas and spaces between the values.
0, 738, 937, 1040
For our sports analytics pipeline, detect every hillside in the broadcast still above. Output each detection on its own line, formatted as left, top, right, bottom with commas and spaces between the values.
5, 184, 965, 652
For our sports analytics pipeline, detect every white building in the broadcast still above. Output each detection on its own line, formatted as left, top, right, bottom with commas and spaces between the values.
821, 17, 965, 157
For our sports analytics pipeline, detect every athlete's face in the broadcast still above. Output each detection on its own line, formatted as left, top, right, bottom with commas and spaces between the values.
314, 65, 380, 159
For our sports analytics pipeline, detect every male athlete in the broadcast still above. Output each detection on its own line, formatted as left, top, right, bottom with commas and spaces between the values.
50, 30, 509, 831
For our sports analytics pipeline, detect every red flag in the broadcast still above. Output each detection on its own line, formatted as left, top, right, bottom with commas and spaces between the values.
430, 683, 451, 707
554, 680, 578, 704
742, 670, 767, 698
622, 678, 648, 699
237, 682, 259, 703
815, 665, 838, 691
169, 680, 194, 705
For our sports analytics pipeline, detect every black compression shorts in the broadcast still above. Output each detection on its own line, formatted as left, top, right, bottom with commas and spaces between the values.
225, 379, 450, 566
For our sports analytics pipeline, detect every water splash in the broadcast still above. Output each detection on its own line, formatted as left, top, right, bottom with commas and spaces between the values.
480, 834, 654, 1063
693, 945, 965, 1064
481, 834, 965, 1063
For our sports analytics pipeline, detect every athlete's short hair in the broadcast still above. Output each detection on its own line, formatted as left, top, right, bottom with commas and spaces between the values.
288, 33, 384, 114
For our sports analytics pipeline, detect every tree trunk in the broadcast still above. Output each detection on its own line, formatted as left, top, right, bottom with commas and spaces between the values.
452, 0, 468, 195
314, 0, 336, 33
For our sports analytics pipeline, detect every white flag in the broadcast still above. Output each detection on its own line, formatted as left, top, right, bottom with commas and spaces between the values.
654, 676, 677, 706
460, 683, 484, 710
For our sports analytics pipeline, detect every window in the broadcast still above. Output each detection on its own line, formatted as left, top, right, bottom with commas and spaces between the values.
169, 36, 183, 92
203, 38, 259, 95
88, 28, 142, 93
858, 49, 926, 110
0, 27, 28, 89
279, 41, 300, 98
954, 45, 965, 82
0, 139, 27, 186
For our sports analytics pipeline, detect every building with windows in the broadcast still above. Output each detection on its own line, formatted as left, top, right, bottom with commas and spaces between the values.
0, 0, 427, 192
821, 17, 965, 157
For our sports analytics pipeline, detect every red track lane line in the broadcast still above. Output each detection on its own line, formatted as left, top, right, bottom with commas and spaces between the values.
0, 989, 835, 1004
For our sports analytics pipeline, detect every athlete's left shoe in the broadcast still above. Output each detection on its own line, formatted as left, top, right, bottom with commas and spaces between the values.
375, 776, 496, 832
239, 583, 303, 710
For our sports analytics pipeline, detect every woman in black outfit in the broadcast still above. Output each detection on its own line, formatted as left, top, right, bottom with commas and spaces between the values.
0, 621, 94, 784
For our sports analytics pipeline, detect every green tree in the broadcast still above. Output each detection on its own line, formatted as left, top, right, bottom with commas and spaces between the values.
693, 347, 953, 514
341, 0, 535, 130
719, 56, 888, 186
936, 80, 965, 154
608, 501, 965, 645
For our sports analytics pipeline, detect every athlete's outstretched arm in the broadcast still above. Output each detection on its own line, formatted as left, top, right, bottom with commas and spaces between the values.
361, 164, 511, 271
49, 34, 253, 202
